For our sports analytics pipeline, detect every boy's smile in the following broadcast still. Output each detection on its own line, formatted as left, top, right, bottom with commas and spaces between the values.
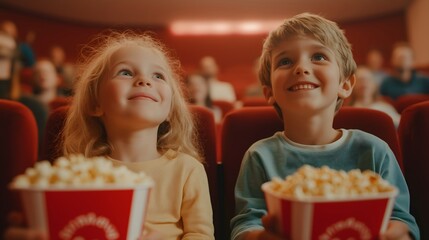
288, 81, 319, 92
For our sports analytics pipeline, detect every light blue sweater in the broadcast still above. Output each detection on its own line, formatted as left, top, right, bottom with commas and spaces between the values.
230, 129, 419, 240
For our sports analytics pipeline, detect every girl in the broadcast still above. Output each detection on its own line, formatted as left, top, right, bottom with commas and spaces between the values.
6, 31, 214, 240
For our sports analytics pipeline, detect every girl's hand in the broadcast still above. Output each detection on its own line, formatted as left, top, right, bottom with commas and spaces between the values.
139, 229, 163, 240
3, 211, 47, 240
379, 220, 411, 240
4, 228, 47, 240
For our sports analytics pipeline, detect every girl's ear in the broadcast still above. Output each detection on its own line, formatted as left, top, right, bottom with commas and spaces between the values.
263, 85, 276, 105
338, 74, 356, 99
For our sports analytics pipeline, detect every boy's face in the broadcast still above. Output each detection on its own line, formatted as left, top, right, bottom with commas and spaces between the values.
264, 35, 353, 115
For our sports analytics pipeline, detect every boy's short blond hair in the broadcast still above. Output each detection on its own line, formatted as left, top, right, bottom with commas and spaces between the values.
259, 13, 357, 112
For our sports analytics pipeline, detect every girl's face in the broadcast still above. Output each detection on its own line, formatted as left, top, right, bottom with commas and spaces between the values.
187, 75, 208, 104
34, 60, 59, 89
96, 45, 173, 131
266, 35, 353, 115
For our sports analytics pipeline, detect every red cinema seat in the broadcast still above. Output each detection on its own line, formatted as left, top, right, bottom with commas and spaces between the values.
241, 97, 269, 107
221, 107, 283, 239
43, 105, 69, 162
221, 106, 403, 238
212, 100, 235, 119
398, 101, 429, 239
333, 107, 403, 170
188, 105, 222, 239
0, 100, 38, 234
43, 104, 223, 239
49, 96, 73, 112
394, 94, 429, 114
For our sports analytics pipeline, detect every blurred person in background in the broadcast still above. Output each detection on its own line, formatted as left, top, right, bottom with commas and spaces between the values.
185, 73, 222, 123
0, 20, 36, 68
349, 66, 400, 128
380, 42, 429, 100
365, 48, 388, 87
49, 45, 75, 95
31, 59, 63, 109
0, 30, 47, 160
199, 55, 236, 103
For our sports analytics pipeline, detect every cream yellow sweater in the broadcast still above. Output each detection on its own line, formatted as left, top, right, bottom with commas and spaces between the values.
109, 149, 214, 240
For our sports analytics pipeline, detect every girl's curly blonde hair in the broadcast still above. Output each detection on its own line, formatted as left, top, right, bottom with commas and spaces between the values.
62, 30, 202, 161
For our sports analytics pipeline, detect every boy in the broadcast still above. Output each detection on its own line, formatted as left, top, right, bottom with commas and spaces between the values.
230, 13, 419, 240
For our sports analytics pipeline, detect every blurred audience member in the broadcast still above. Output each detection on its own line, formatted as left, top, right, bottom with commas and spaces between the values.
350, 66, 400, 127
0, 31, 18, 99
0, 30, 47, 159
199, 56, 236, 103
380, 42, 429, 100
49, 45, 75, 95
32, 59, 62, 108
0, 20, 36, 68
185, 73, 222, 123
366, 48, 388, 87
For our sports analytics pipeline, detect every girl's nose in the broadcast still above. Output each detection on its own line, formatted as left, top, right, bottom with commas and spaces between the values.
135, 76, 152, 87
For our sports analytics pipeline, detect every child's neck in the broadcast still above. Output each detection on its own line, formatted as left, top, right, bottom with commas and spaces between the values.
283, 113, 340, 145
108, 129, 161, 162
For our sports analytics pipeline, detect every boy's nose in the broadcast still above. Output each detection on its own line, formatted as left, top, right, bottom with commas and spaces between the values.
294, 60, 310, 75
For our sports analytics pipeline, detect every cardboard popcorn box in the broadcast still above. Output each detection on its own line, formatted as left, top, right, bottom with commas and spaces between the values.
9, 155, 154, 240
13, 185, 152, 240
262, 182, 398, 240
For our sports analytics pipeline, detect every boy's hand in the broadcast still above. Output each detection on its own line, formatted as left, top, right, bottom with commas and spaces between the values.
379, 220, 411, 240
239, 215, 285, 240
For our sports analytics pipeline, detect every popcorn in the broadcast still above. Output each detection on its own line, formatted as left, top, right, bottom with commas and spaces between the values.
269, 165, 395, 199
11, 155, 153, 188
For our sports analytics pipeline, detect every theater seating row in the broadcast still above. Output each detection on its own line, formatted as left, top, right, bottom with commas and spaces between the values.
1, 99, 429, 239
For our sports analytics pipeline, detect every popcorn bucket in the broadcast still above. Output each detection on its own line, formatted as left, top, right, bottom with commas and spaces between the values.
12, 184, 152, 240
262, 182, 398, 240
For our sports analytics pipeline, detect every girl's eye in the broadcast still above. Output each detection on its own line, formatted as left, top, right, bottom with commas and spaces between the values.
118, 69, 133, 77
312, 54, 326, 62
278, 58, 292, 67
153, 73, 165, 80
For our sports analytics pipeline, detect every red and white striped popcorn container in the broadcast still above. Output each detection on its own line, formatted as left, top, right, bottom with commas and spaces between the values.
12, 184, 153, 240
262, 182, 398, 240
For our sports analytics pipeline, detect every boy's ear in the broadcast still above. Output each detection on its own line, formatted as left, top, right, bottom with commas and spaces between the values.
338, 74, 356, 99
263, 85, 276, 105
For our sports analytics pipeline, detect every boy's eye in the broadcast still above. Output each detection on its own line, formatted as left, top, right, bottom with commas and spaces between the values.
152, 72, 165, 80
312, 54, 326, 62
118, 69, 133, 77
277, 58, 292, 67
